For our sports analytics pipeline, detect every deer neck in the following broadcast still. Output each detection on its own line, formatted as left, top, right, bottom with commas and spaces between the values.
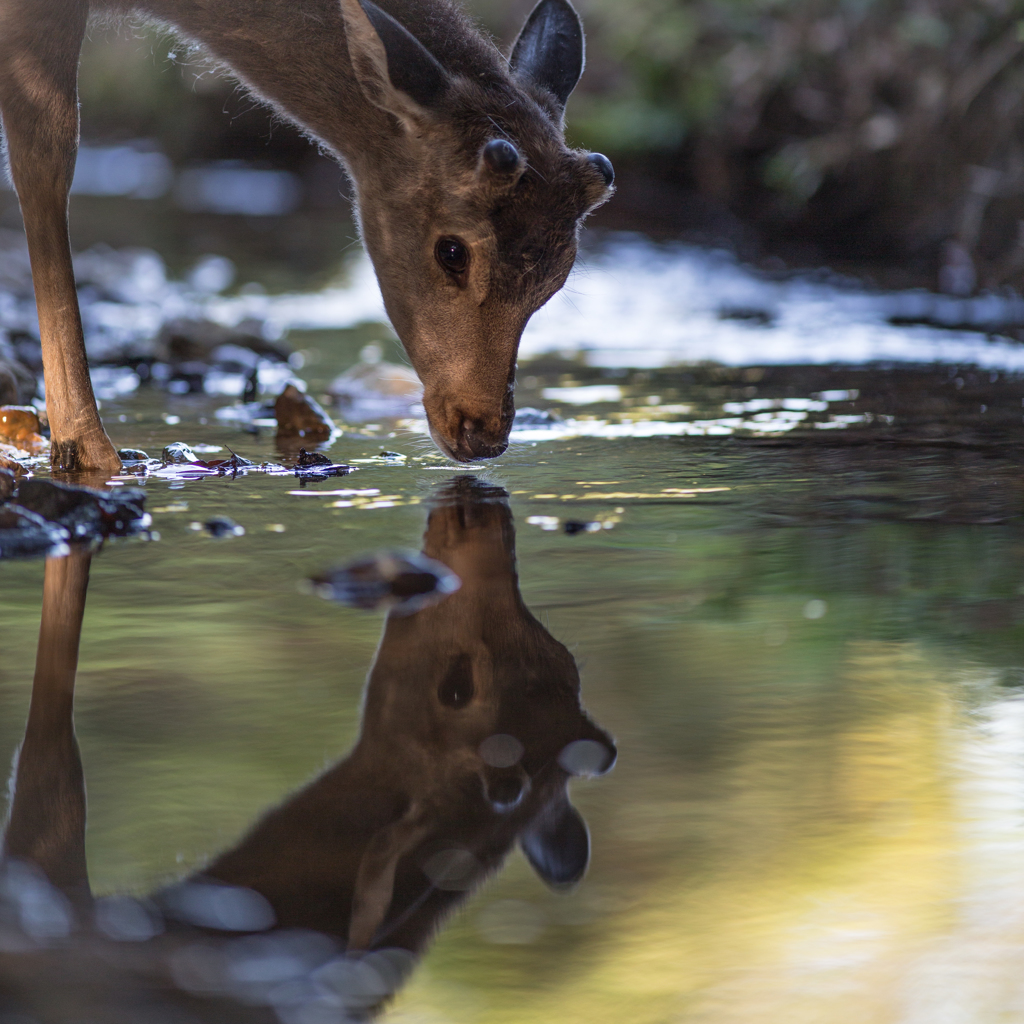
107, 0, 406, 165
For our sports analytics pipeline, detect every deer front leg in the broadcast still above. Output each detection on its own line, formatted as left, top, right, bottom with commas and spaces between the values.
0, 0, 120, 475
2, 549, 93, 913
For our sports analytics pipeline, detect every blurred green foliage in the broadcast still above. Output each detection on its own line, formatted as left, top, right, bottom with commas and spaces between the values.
77, 1, 1024, 276
564, 0, 1024, 271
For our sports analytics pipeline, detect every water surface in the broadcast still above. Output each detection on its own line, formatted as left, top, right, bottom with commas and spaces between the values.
2, 214, 1024, 1022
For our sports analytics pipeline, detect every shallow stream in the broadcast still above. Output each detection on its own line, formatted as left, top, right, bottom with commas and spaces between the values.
2, 201, 1024, 1023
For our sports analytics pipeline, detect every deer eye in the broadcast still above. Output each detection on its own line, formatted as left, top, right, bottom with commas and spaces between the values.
435, 237, 469, 277
438, 654, 474, 708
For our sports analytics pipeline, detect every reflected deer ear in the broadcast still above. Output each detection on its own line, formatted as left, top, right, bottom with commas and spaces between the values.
510, 0, 585, 117
340, 0, 450, 125
520, 792, 590, 890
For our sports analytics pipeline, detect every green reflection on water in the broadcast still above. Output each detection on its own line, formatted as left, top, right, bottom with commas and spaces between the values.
3, 396, 1024, 1021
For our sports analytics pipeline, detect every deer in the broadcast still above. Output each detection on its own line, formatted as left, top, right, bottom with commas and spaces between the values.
0, 0, 616, 473
0, 477, 616, 1018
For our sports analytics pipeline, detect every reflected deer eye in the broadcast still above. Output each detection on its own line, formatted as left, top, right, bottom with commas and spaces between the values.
435, 237, 469, 277
438, 654, 474, 708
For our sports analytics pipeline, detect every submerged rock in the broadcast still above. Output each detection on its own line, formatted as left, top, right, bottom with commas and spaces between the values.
563, 520, 601, 535
15, 478, 150, 542
0, 505, 69, 560
308, 551, 461, 615
202, 516, 245, 538
275, 384, 335, 439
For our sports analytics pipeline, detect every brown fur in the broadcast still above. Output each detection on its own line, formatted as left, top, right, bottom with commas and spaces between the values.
1, 479, 615, 1013
0, 0, 613, 468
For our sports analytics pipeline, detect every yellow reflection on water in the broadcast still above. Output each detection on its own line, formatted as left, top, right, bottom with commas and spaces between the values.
394, 640, 1024, 1024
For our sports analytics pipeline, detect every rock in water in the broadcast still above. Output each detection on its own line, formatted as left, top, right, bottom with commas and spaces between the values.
308, 551, 461, 615
296, 447, 332, 467
202, 516, 245, 538
275, 384, 335, 439
0, 506, 69, 560
327, 348, 422, 421
0, 468, 16, 502
15, 478, 150, 542
158, 318, 289, 364
161, 442, 206, 466
0, 406, 46, 450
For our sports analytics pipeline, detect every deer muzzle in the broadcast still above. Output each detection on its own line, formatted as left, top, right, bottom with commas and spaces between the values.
425, 388, 514, 462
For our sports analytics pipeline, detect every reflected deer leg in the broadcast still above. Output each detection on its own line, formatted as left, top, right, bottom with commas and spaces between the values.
2, 550, 93, 909
0, 0, 120, 475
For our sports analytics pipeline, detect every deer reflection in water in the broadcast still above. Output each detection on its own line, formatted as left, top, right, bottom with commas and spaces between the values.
0, 477, 615, 1020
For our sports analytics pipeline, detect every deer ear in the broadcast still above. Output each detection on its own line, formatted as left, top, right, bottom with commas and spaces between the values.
510, 0, 585, 115
519, 792, 590, 890
340, 0, 449, 123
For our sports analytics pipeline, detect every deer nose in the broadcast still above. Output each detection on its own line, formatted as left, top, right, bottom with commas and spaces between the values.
456, 417, 509, 461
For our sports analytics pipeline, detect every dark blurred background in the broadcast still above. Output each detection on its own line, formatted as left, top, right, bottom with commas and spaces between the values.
9, 0, 1024, 292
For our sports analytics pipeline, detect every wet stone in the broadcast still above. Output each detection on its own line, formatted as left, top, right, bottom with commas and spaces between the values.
0, 505, 69, 560
328, 350, 422, 421
563, 520, 600, 535
294, 463, 352, 481
159, 317, 290, 365
0, 468, 15, 502
275, 384, 335, 439
203, 516, 245, 539
162, 442, 205, 465
15, 478, 150, 542
513, 407, 561, 427
208, 451, 255, 474
0, 406, 45, 448
117, 448, 150, 463
293, 447, 352, 480
296, 448, 332, 467
309, 551, 461, 615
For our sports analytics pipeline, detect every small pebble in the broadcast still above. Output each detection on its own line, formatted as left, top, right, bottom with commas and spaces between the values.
118, 448, 150, 463
202, 516, 245, 538
308, 550, 460, 614
162, 442, 204, 465
563, 520, 600, 535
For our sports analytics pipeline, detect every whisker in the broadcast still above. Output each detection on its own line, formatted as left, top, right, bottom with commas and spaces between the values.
525, 161, 547, 183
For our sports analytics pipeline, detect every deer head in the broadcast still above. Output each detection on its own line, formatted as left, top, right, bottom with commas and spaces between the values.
338, 0, 615, 460
204, 477, 616, 962
0, 479, 615, 1016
